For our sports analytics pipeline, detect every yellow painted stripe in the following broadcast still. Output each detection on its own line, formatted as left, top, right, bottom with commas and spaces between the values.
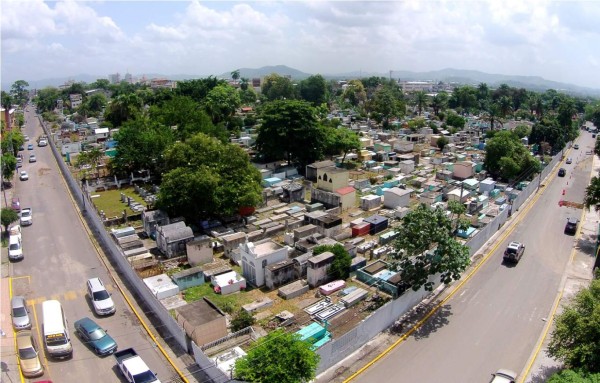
343, 157, 552, 383
56, 152, 190, 383
63, 290, 79, 301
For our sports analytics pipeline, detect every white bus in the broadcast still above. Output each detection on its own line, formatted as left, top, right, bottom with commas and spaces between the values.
42, 300, 73, 358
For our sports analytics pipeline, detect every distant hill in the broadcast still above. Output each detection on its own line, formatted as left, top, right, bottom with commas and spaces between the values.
6, 66, 599, 97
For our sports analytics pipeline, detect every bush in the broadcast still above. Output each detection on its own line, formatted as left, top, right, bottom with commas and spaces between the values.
230, 309, 255, 332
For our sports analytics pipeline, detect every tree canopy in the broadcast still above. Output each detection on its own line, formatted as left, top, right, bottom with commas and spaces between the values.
484, 130, 540, 182
547, 369, 600, 383
313, 243, 352, 280
255, 99, 325, 169
157, 133, 262, 219
234, 329, 320, 383
1, 208, 19, 235
547, 278, 600, 373
299, 75, 328, 106
261, 73, 296, 101
390, 204, 471, 291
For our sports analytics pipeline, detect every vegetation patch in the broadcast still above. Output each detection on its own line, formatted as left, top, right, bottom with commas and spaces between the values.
90, 187, 145, 218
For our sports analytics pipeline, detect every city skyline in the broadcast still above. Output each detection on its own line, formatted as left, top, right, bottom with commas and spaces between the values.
2, 1, 600, 89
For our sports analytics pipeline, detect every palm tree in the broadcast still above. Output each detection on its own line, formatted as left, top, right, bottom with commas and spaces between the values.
499, 96, 513, 119
240, 77, 249, 91
231, 69, 240, 82
483, 103, 502, 131
414, 91, 428, 116
584, 176, 600, 212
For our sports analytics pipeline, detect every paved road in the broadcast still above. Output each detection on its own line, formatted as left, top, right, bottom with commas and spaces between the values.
10, 107, 177, 382
352, 133, 595, 383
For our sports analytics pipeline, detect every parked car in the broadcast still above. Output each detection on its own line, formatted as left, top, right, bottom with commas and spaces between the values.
20, 208, 33, 226
566, 157, 572, 164
18, 145, 25, 151
9, 225, 22, 241
11, 196, 21, 211
38, 139, 48, 147
27, 144, 34, 150
23, 134, 29, 141
29, 154, 36, 163
74, 317, 117, 355
19, 170, 29, 181
574, 144, 579, 149
11, 296, 32, 330
565, 217, 579, 235
489, 369, 517, 383
558, 168, 566, 177
16, 330, 44, 378
503, 241, 525, 263
87, 277, 116, 315
8, 235, 23, 261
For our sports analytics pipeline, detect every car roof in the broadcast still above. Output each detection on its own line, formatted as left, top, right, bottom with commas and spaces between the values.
75, 317, 99, 332
11, 296, 26, 308
16, 330, 34, 347
567, 217, 578, 223
87, 277, 105, 291
508, 241, 521, 247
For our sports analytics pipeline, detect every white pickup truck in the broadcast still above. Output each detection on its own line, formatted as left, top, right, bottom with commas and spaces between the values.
114, 348, 160, 383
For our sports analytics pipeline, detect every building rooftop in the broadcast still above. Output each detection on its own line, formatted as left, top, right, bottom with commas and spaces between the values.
176, 298, 224, 326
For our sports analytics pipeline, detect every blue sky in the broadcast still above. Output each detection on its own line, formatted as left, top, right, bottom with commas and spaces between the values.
2, 0, 600, 89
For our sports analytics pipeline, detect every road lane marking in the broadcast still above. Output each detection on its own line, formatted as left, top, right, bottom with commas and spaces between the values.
519, 205, 588, 382
343, 156, 560, 383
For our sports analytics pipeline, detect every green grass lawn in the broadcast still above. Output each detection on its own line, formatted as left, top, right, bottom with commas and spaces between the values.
90, 187, 146, 218
183, 283, 256, 313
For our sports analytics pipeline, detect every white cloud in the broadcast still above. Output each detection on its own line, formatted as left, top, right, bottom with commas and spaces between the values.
2, 0, 600, 89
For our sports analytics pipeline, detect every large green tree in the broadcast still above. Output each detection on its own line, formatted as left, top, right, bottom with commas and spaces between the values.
10, 80, 29, 106
299, 74, 328, 106
110, 118, 175, 177
234, 329, 320, 383
313, 243, 352, 280
158, 133, 262, 218
484, 130, 540, 181
203, 84, 241, 124
414, 91, 428, 116
1, 153, 17, 182
176, 77, 225, 103
105, 93, 143, 127
34, 87, 61, 112
261, 73, 296, 101
255, 100, 325, 169
323, 127, 361, 164
390, 204, 471, 291
1, 208, 19, 235
547, 278, 600, 373
584, 177, 600, 212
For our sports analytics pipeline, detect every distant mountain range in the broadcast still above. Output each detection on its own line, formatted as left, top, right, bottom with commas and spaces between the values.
6, 66, 600, 97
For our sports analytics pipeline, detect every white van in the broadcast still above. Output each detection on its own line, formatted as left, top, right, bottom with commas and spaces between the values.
42, 300, 73, 358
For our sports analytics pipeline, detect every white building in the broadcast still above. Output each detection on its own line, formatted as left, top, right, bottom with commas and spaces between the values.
240, 239, 289, 287
383, 187, 412, 209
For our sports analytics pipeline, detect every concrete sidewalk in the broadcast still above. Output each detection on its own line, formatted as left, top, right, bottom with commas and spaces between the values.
1, 275, 20, 383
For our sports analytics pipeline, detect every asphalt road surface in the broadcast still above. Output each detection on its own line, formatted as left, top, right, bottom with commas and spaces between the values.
353, 133, 595, 383
10, 106, 177, 382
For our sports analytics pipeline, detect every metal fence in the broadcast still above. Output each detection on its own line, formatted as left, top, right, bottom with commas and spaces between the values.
39, 118, 188, 352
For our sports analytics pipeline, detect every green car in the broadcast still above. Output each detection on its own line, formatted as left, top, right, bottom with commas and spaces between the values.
74, 317, 117, 356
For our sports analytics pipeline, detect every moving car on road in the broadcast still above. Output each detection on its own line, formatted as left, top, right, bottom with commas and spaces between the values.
19, 170, 29, 181
27, 144, 34, 150
558, 168, 566, 177
565, 217, 579, 235
503, 242, 525, 263
29, 154, 36, 163
574, 144, 579, 149
566, 157, 572, 164
489, 369, 516, 383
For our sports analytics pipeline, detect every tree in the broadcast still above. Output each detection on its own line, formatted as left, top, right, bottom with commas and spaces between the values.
313, 243, 352, 280
231, 69, 240, 82
105, 93, 143, 127
34, 86, 61, 112
1, 208, 19, 235
234, 329, 320, 383
230, 309, 255, 332
445, 112, 466, 129
261, 73, 296, 101
110, 118, 175, 177
255, 100, 325, 169
371, 87, 405, 128
203, 84, 241, 124
10, 80, 29, 106
513, 125, 531, 139
414, 91, 428, 116
240, 77, 250, 91
323, 127, 360, 164
158, 133, 262, 218
342, 79, 367, 107
390, 204, 471, 291
431, 93, 448, 116
436, 136, 449, 152
484, 130, 540, 181
584, 177, 600, 212
1, 153, 17, 182
176, 77, 225, 103
299, 75, 328, 106
547, 278, 600, 373
75, 147, 104, 177
547, 369, 600, 383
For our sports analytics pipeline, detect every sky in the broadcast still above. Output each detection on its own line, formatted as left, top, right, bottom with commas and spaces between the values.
2, 0, 600, 90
